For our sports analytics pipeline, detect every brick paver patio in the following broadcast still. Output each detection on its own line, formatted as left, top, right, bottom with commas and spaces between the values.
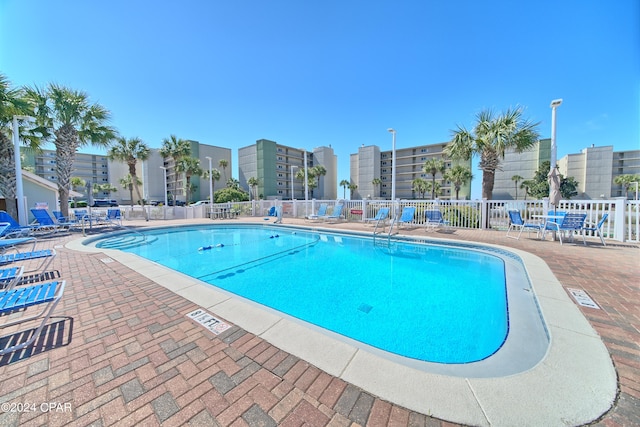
0, 218, 638, 426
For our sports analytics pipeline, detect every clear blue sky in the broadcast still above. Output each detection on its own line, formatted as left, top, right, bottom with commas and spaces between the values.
2, 0, 638, 199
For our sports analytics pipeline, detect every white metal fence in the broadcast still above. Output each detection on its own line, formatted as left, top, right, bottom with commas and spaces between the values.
116, 198, 640, 243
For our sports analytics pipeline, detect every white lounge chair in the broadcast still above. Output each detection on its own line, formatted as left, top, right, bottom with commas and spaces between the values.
364, 207, 389, 225
0, 249, 56, 274
424, 210, 450, 231
582, 213, 608, 246
0, 280, 66, 355
306, 203, 328, 220
506, 210, 542, 240
396, 207, 416, 229
322, 204, 344, 222
0, 266, 24, 290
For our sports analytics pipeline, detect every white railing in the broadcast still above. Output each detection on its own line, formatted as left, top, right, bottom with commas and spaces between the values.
115, 198, 639, 243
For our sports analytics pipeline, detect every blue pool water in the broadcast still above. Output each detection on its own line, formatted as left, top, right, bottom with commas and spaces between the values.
96, 225, 508, 364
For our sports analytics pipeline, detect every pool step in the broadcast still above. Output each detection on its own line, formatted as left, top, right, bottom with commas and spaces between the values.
98, 234, 158, 249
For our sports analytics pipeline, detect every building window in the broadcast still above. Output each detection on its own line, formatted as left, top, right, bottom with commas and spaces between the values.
421, 148, 427, 153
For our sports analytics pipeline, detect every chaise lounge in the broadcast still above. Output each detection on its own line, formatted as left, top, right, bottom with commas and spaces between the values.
0, 280, 66, 355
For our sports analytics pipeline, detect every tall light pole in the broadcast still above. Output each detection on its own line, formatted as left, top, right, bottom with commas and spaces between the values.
205, 156, 213, 204
303, 150, 308, 217
550, 99, 563, 171
387, 128, 397, 207
290, 165, 298, 200
13, 115, 35, 225
160, 166, 168, 219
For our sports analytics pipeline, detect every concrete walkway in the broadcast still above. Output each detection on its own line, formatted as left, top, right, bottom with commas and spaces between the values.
0, 217, 638, 426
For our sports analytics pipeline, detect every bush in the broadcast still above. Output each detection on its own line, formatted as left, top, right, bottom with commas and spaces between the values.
214, 188, 250, 203
443, 206, 480, 228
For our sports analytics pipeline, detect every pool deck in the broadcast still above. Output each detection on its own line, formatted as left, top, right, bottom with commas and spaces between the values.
0, 217, 638, 426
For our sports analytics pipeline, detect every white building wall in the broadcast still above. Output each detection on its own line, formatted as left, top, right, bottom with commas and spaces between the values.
558, 146, 614, 199
357, 145, 380, 199
493, 140, 550, 200
312, 146, 338, 200
238, 145, 257, 196
107, 159, 143, 205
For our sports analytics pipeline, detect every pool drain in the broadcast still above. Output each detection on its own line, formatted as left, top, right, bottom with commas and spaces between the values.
358, 303, 373, 313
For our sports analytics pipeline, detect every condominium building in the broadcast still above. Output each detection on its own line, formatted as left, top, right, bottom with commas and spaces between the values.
22, 149, 112, 200
238, 139, 337, 200
350, 142, 472, 200
492, 138, 551, 200
143, 141, 232, 204
492, 140, 639, 200
558, 145, 640, 199
23, 141, 232, 205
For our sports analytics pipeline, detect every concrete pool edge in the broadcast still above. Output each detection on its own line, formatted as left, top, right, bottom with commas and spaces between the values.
66, 226, 617, 427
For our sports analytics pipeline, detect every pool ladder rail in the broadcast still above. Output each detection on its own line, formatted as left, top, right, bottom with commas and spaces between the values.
373, 215, 393, 248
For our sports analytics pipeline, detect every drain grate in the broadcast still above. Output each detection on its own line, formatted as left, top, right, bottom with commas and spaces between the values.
358, 303, 373, 313
567, 288, 600, 309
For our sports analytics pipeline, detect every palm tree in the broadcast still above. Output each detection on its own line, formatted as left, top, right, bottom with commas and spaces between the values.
25, 83, 116, 217
226, 177, 241, 190
218, 159, 229, 182
339, 179, 350, 199
614, 174, 640, 199
310, 165, 326, 198
422, 158, 446, 199
247, 177, 259, 200
175, 156, 203, 205
348, 183, 358, 199
511, 175, 523, 200
444, 165, 473, 200
412, 178, 428, 198
294, 168, 311, 197
445, 107, 540, 199
119, 174, 142, 206
70, 176, 86, 191
520, 179, 534, 200
160, 135, 191, 202
203, 167, 221, 197
108, 136, 150, 219
1, 74, 42, 220
70, 176, 86, 205
371, 177, 381, 198
425, 181, 442, 199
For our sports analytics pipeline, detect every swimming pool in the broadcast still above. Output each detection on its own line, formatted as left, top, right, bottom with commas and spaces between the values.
94, 224, 546, 367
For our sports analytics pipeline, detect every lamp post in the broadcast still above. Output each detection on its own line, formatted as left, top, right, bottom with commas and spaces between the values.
303, 150, 308, 218
160, 166, 168, 220
632, 181, 639, 200
387, 128, 397, 215
290, 165, 298, 200
550, 99, 563, 171
205, 156, 213, 208
13, 115, 35, 225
